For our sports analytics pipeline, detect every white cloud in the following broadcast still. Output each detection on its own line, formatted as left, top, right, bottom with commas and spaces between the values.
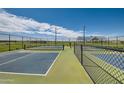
0, 9, 82, 39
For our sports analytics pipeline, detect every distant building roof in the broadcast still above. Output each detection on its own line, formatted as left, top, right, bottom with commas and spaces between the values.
91, 37, 100, 41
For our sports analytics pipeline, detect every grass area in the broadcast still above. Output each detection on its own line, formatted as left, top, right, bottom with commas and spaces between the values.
0, 41, 69, 52
0, 40, 123, 52
0, 47, 93, 84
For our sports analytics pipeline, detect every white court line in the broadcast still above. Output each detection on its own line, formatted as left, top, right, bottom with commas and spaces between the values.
0, 51, 62, 76
43, 50, 62, 76
19, 50, 59, 53
0, 49, 24, 57
0, 53, 33, 66
0, 71, 45, 76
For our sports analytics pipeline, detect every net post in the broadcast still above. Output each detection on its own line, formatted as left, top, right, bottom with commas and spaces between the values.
69, 42, 72, 48
24, 44, 26, 50
63, 45, 64, 50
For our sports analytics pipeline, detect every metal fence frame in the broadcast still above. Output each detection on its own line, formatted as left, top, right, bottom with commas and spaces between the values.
74, 36, 124, 84
0, 33, 65, 52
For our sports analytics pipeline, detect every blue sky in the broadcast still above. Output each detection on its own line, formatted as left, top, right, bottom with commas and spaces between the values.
0, 8, 124, 40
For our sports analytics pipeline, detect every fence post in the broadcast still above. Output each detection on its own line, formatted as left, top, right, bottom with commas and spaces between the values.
40, 39, 42, 46
9, 34, 11, 51
107, 36, 109, 47
81, 44, 83, 65
36, 38, 37, 47
29, 37, 31, 48
74, 42, 75, 54
101, 38, 103, 46
37, 38, 38, 47
116, 36, 119, 48
22, 36, 24, 49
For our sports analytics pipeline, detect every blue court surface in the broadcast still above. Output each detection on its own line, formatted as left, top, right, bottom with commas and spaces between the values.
94, 54, 124, 70
0, 51, 59, 76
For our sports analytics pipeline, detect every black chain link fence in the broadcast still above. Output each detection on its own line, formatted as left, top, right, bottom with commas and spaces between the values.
0, 33, 65, 52
74, 36, 124, 84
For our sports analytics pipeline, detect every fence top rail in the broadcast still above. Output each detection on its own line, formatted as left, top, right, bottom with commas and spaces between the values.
74, 43, 124, 52
90, 45, 124, 52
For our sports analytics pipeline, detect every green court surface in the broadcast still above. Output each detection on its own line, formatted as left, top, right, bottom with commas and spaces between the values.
0, 47, 93, 84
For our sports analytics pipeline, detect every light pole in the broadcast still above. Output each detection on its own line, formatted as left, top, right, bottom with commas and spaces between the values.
81, 25, 86, 66
83, 25, 86, 46
55, 27, 57, 45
